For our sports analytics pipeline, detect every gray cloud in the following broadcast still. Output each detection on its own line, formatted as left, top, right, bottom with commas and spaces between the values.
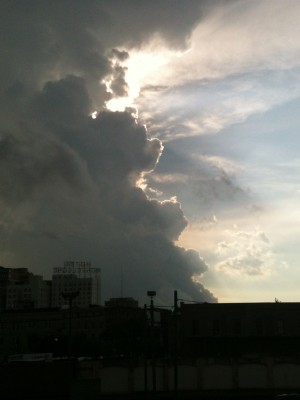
109, 64, 129, 98
0, 1, 217, 303
147, 143, 254, 223
0, 102, 214, 303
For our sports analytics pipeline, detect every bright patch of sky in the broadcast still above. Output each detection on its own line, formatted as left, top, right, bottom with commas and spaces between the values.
113, 0, 300, 302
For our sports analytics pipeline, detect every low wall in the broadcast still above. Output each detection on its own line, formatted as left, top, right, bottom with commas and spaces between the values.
2, 357, 300, 398
77, 358, 300, 394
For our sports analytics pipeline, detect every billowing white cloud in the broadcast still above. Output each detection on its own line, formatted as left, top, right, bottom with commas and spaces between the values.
214, 227, 275, 277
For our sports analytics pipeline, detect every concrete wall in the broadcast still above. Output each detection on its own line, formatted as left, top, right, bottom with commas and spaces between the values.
238, 363, 268, 388
100, 367, 129, 393
168, 364, 198, 390
202, 364, 233, 390
91, 358, 300, 393
3, 358, 300, 398
273, 363, 300, 389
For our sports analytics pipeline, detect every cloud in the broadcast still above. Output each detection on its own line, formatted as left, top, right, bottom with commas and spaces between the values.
156, 0, 300, 84
150, 173, 188, 185
0, 1, 218, 304
214, 227, 275, 277
146, 144, 253, 223
128, 1, 300, 145
199, 155, 242, 176
137, 68, 300, 143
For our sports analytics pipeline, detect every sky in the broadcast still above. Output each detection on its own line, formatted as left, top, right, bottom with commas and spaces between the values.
1, 0, 300, 305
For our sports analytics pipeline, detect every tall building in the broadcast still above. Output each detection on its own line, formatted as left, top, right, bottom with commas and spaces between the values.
51, 261, 101, 308
6, 274, 51, 310
0, 266, 51, 310
0, 266, 30, 298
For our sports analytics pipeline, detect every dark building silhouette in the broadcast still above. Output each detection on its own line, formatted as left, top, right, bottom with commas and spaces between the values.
0, 300, 150, 360
179, 302, 300, 357
105, 297, 138, 308
2, 300, 300, 397
0, 266, 51, 310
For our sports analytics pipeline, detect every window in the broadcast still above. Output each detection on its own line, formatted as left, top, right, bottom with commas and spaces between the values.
234, 318, 242, 335
255, 318, 263, 335
277, 319, 284, 335
192, 319, 199, 335
212, 319, 220, 335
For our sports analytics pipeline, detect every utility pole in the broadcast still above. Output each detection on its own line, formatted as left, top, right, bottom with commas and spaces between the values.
143, 303, 148, 393
174, 290, 178, 396
147, 291, 156, 393
61, 291, 79, 359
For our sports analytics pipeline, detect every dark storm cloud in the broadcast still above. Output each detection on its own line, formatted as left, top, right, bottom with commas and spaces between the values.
109, 64, 129, 98
93, 0, 214, 48
110, 49, 129, 62
0, 0, 217, 303
0, 129, 90, 205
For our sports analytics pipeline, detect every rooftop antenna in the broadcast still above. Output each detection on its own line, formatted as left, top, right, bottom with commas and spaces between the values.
275, 298, 281, 303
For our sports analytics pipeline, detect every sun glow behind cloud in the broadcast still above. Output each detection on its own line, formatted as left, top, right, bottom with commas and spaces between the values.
101, 1, 300, 303
105, 46, 182, 111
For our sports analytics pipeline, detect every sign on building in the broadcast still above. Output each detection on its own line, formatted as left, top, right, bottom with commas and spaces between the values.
53, 261, 100, 277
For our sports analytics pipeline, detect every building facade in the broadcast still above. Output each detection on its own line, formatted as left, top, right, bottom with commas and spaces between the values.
51, 261, 101, 308
0, 266, 51, 310
179, 302, 300, 357
0, 306, 106, 358
6, 275, 51, 310
105, 297, 138, 308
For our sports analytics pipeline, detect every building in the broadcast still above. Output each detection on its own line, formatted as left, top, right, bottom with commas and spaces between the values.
105, 297, 138, 308
0, 266, 51, 310
0, 267, 30, 309
179, 302, 300, 357
0, 306, 106, 358
6, 274, 51, 310
51, 261, 101, 308
0, 300, 143, 359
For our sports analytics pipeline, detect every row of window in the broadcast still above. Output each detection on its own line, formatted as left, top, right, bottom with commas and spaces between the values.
53, 275, 92, 280
7, 293, 32, 299
0, 320, 104, 330
192, 318, 290, 336
53, 289, 92, 294
7, 287, 32, 292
